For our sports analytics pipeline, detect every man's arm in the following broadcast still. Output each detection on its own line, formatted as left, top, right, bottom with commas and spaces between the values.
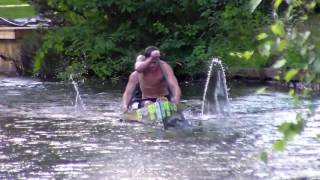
162, 62, 181, 104
122, 71, 139, 112
135, 50, 160, 72
135, 55, 152, 73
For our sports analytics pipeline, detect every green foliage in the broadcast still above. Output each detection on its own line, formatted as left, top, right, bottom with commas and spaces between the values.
212, 1, 270, 69
253, 0, 320, 84
284, 69, 299, 82
250, 0, 262, 13
29, 0, 270, 80
57, 61, 87, 81
259, 151, 268, 163
20, 31, 44, 75
271, 20, 285, 37
255, 87, 267, 94
273, 114, 304, 151
278, 114, 304, 140
272, 58, 286, 69
250, 0, 320, 154
274, 0, 283, 11
273, 139, 286, 151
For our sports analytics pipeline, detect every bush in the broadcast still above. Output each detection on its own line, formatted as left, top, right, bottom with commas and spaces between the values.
28, 0, 270, 80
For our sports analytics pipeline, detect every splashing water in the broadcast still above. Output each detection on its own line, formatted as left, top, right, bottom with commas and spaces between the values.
201, 58, 230, 116
70, 75, 86, 112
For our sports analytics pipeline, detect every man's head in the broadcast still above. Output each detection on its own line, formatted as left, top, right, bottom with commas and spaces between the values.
144, 46, 161, 69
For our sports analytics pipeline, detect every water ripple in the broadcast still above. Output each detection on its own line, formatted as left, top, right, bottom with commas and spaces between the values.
0, 78, 319, 179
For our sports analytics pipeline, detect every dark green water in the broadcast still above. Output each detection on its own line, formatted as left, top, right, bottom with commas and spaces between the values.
0, 77, 319, 179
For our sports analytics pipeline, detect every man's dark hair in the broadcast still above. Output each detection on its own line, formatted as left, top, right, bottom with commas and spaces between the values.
144, 46, 159, 58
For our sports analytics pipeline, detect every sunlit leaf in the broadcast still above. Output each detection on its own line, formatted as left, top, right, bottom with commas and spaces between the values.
273, 139, 286, 151
249, 0, 262, 13
235, 52, 242, 58
278, 115, 304, 141
48, 0, 54, 6
279, 122, 294, 140
259, 151, 268, 163
243, 51, 254, 60
259, 41, 272, 57
301, 31, 311, 44
278, 39, 288, 51
271, 21, 285, 37
273, 59, 286, 69
287, 131, 297, 140
287, 6, 294, 18
256, 32, 268, 40
306, 2, 316, 11
229, 52, 236, 57
279, 122, 290, 133
274, 0, 283, 11
274, 75, 280, 80
302, 88, 311, 97
288, 89, 295, 96
284, 69, 299, 82
256, 87, 267, 94
229, 51, 253, 60
301, 15, 308, 21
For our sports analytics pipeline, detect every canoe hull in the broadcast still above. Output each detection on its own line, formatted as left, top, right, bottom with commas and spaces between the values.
122, 100, 187, 128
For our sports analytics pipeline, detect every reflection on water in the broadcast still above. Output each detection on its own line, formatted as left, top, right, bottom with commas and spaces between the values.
0, 77, 319, 179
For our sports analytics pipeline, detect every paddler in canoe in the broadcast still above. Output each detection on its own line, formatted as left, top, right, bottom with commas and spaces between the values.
121, 46, 189, 129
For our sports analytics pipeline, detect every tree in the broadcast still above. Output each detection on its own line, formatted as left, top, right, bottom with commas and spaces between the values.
27, 0, 269, 80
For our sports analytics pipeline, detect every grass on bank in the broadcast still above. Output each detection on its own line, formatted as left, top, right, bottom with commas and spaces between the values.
0, 0, 35, 19
0, 6, 35, 19
0, 0, 26, 5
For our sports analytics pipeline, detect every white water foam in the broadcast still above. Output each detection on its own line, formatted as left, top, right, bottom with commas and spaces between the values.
201, 58, 230, 116
70, 75, 86, 112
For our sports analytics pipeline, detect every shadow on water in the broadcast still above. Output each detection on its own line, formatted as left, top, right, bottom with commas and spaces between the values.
0, 77, 319, 179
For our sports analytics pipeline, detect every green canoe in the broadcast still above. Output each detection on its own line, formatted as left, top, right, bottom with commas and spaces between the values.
122, 99, 184, 125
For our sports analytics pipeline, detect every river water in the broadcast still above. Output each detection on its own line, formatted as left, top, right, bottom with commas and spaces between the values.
0, 77, 319, 179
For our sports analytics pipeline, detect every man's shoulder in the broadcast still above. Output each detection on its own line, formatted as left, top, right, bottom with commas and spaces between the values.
129, 71, 139, 79
160, 60, 168, 64
160, 60, 172, 69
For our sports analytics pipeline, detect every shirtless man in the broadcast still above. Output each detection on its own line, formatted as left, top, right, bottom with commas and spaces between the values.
122, 46, 181, 112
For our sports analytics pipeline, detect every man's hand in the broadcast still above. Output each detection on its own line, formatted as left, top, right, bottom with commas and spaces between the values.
136, 55, 145, 61
171, 96, 180, 104
122, 104, 128, 112
135, 54, 154, 72
151, 50, 160, 58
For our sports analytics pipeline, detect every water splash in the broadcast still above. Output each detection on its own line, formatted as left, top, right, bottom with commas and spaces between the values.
70, 75, 86, 112
201, 58, 230, 116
